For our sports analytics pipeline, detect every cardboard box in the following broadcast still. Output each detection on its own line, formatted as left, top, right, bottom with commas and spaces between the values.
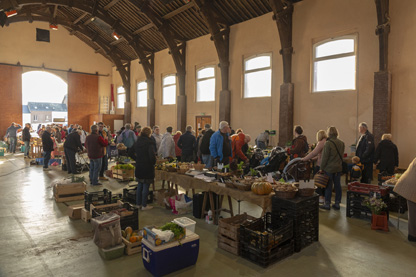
67, 204, 84, 219
81, 208, 91, 222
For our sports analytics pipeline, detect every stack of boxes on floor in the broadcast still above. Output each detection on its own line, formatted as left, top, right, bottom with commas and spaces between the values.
217, 194, 319, 267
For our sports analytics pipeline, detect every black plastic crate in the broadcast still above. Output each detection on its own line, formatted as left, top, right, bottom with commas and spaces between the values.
240, 239, 294, 268
388, 194, 408, 214
240, 213, 293, 251
272, 194, 319, 216
122, 188, 153, 205
346, 191, 390, 220
84, 189, 112, 211
91, 201, 139, 230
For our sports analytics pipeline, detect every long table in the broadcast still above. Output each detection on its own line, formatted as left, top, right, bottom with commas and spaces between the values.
155, 170, 274, 222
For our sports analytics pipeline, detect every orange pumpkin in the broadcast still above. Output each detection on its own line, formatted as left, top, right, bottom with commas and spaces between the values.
251, 181, 273, 195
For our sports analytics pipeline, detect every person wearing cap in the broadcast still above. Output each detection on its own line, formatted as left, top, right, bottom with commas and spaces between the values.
158, 126, 176, 159
200, 123, 214, 168
209, 121, 232, 166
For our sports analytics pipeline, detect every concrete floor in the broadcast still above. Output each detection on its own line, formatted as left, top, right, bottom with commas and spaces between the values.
0, 153, 415, 277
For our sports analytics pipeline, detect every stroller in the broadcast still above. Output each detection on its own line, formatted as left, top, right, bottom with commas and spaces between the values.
245, 148, 265, 174
281, 157, 312, 182
255, 146, 288, 175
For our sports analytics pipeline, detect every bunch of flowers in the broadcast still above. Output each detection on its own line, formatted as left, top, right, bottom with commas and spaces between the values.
362, 196, 387, 215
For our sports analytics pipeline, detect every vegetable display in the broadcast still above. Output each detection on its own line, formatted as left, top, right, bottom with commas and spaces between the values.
251, 181, 273, 195
160, 222, 185, 240
114, 164, 135, 170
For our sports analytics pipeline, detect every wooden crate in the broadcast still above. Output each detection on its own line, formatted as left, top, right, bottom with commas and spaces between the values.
31, 145, 43, 158
218, 213, 256, 241
53, 181, 86, 203
122, 237, 142, 255
113, 169, 134, 181
218, 236, 239, 256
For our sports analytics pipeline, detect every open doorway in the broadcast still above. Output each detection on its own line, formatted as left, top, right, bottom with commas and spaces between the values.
22, 71, 68, 135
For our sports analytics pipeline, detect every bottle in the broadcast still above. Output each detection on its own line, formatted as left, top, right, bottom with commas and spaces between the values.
208, 210, 213, 224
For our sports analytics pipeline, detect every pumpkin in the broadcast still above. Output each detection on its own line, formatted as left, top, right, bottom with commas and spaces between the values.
251, 181, 273, 195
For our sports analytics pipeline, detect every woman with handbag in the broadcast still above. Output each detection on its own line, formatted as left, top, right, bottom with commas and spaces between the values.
319, 126, 345, 210
301, 130, 328, 204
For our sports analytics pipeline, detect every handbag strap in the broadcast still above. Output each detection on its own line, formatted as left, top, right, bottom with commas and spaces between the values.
328, 140, 344, 163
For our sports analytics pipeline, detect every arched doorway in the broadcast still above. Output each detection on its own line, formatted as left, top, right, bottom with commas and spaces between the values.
22, 71, 68, 130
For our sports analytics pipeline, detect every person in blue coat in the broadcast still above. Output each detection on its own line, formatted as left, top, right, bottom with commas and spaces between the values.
209, 121, 232, 166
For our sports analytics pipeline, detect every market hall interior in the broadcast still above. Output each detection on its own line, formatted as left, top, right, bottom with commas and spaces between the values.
1, 0, 416, 276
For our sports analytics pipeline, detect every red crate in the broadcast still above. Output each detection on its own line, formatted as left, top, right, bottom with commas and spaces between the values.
347, 182, 388, 196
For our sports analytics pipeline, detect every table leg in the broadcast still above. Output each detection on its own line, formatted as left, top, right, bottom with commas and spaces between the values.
175, 184, 179, 195
237, 200, 241, 215
201, 192, 208, 219
209, 192, 216, 224
192, 189, 196, 197
162, 180, 165, 189
228, 196, 234, 217
397, 195, 400, 229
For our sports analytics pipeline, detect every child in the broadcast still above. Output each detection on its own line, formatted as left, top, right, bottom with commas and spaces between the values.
351, 156, 364, 181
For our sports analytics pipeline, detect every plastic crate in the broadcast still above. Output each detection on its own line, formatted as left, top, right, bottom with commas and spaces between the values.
91, 201, 139, 231
122, 188, 153, 205
240, 239, 294, 268
218, 213, 257, 241
240, 213, 293, 251
347, 181, 388, 197
272, 194, 319, 216
84, 189, 113, 211
346, 191, 390, 220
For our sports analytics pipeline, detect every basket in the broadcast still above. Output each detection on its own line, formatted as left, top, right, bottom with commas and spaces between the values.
193, 163, 205, 171
165, 166, 177, 172
177, 168, 188, 174
298, 187, 316, 197
234, 183, 252, 191
274, 190, 298, 199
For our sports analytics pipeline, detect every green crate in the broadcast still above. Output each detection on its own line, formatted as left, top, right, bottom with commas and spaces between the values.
98, 244, 125, 260
0, 148, 4, 157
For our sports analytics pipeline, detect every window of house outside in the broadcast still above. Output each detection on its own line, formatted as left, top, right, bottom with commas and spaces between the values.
244, 54, 272, 98
196, 66, 215, 102
117, 86, 125, 109
162, 75, 176, 105
34, 115, 38, 121
137, 81, 148, 107
312, 34, 357, 92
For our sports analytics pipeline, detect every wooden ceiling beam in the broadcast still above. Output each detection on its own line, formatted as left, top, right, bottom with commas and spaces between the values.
132, 22, 154, 35
104, 0, 121, 11
73, 12, 87, 24
162, 1, 195, 20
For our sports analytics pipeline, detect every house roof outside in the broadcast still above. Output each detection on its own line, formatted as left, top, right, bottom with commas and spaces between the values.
22, 105, 30, 114
27, 102, 68, 112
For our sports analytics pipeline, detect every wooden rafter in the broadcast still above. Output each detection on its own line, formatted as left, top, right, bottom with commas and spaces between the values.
162, 1, 195, 20
104, 0, 121, 11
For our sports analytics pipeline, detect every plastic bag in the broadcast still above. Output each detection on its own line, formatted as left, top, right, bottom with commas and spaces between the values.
91, 213, 122, 249
169, 194, 193, 215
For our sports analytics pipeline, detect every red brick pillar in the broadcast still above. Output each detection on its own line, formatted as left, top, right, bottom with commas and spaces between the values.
372, 71, 392, 144
278, 83, 294, 147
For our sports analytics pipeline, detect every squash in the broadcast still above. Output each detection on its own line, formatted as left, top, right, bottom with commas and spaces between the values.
251, 181, 273, 195
125, 226, 133, 235
129, 236, 137, 243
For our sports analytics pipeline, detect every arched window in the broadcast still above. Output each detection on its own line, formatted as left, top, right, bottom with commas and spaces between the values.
312, 34, 357, 92
162, 75, 176, 105
196, 66, 215, 102
117, 86, 125, 109
244, 54, 272, 98
137, 81, 147, 107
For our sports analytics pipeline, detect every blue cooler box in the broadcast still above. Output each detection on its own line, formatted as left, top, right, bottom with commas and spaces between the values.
142, 232, 199, 277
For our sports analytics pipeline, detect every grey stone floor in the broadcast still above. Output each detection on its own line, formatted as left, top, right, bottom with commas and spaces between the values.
0, 153, 415, 277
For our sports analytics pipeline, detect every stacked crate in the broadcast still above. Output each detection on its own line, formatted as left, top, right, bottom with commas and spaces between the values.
346, 182, 390, 220
272, 194, 319, 252
84, 189, 113, 211
239, 213, 294, 267
91, 200, 139, 230
122, 188, 153, 205
217, 213, 256, 255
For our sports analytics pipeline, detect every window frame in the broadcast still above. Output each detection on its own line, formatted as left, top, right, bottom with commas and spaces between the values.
243, 53, 273, 99
116, 85, 125, 109
162, 74, 177, 105
311, 33, 358, 93
196, 65, 216, 103
136, 81, 148, 108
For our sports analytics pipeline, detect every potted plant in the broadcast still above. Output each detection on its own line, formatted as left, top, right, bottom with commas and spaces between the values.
362, 197, 389, 231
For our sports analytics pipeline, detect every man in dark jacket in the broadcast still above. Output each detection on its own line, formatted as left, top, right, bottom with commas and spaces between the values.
374, 134, 399, 175
200, 124, 214, 168
85, 125, 108, 186
41, 127, 54, 171
22, 123, 31, 159
356, 122, 375, 183
178, 125, 196, 162
135, 127, 156, 210
6, 122, 22, 153
64, 129, 83, 174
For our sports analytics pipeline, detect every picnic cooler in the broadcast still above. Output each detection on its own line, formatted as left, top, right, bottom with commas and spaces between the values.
142, 232, 199, 277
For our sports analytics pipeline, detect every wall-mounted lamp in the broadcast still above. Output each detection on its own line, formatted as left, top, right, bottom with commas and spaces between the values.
112, 32, 120, 40
5, 10, 17, 17
49, 23, 58, 30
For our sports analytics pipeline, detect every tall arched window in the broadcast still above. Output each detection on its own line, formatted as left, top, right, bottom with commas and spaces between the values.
312, 34, 357, 92
137, 81, 147, 107
244, 54, 272, 98
117, 86, 125, 109
196, 66, 215, 102
162, 75, 176, 105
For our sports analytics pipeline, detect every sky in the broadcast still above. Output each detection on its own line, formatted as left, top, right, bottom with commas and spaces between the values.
22, 71, 68, 105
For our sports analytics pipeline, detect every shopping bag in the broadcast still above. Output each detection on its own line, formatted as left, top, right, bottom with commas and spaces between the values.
314, 171, 329, 188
